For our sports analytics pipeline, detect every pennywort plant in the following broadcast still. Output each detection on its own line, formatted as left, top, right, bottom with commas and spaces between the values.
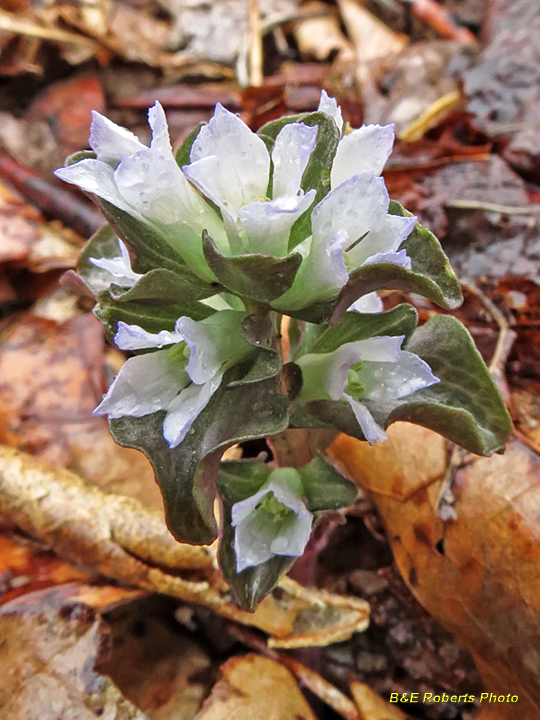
57, 92, 512, 609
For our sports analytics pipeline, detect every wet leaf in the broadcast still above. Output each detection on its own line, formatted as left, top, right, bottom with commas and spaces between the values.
329, 424, 540, 719
196, 654, 317, 720
0, 585, 150, 719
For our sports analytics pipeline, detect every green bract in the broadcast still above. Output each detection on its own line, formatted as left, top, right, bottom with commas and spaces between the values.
56, 92, 513, 607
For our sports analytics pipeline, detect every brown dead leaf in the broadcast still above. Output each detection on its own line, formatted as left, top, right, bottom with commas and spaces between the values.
195, 653, 316, 720
294, 2, 353, 62
329, 424, 540, 719
102, 596, 213, 720
0, 585, 150, 719
0, 444, 369, 647
351, 681, 411, 720
0, 312, 162, 508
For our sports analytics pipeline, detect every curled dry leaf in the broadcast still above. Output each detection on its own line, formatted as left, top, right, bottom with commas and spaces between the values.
329, 423, 540, 719
0, 445, 369, 647
0, 585, 150, 719
195, 653, 316, 720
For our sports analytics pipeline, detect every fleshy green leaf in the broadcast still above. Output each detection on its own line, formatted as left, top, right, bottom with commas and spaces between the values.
299, 304, 418, 357
331, 202, 463, 323
108, 268, 220, 304
300, 456, 358, 511
258, 112, 340, 249
95, 297, 213, 337
229, 314, 282, 385
202, 232, 302, 302
110, 375, 290, 545
390, 314, 513, 455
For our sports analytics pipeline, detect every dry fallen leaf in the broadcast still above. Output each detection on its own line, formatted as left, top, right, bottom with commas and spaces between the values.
329, 423, 540, 719
0, 311, 163, 509
0, 585, 150, 719
0, 445, 370, 647
195, 653, 316, 720
351, 681, 412, 720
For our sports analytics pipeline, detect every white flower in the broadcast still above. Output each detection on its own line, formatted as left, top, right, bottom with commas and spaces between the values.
297, 335, 439, 444
55, 103, 227, 282
94, 310, 253, 448
272, 94, 415, 311
348, 292, 383, 313
182, 103, 318, 257
88, 238, 143, 292
231, 469, 313, 572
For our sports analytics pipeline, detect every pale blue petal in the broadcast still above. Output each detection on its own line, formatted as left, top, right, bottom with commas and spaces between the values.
272, 230, 349, 312
297, 344, 361, 402
351, 335, 404, 363
331, 124, 394, 189
162, 373, 222, 448
348, 292, 383, 313
89, 111, 145, 165
176, 310, 250, 385
89, 239, 143, 287
272, 122, 318, 197
232, 481, 313, 571
347, 213, 416, 268
114, 322, 184, 351
311, 173, 389, 252
318, 90, 344, 135
238, 190, 316, 256
114, 149, 192, 224
362, 350, 439, 405
94, 351, 188, 419
183, 155, 240, 224
346, 397, 388, 444
54, 159, 138, 218
148, 101, 172, 156
189, 103, 270, 210
362, 249, 411, 269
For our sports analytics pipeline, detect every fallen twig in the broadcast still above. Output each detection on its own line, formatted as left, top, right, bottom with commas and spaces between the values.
0, 148, 104, 238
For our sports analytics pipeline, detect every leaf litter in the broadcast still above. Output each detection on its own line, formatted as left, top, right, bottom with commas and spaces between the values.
2, 0, 540, 716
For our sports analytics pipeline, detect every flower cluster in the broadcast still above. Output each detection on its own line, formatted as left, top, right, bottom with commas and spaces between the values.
56, 92, 511, 604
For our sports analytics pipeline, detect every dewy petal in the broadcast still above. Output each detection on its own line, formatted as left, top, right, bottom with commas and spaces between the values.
54, 159, 139, 219
94, 351, 189, 419
232, 481, 313, 571
312, 173, 389, 252
348, 213, 416, 268
176, 310, 251, 385
189, 103, 270, 210
114, 322, 184, 351
297, 336, 403, 403
238, 190, 316, 256
272, 122, 318, 198
361, 350, 439, 405
162, 373, 223, 448
350, 335, 404, 363
114, 149, 193, 225
348, 292, 383, 313
331, 123, 394, 189
346, 397, 388, 444
318, 90, 344, 135
89, 111, 145, 165
148, 101, 172, 156
89, 239, 143, 287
